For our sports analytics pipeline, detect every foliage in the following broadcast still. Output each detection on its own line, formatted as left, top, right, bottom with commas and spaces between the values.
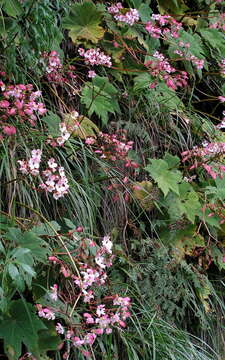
62, 2, 105, 44
0, 0, 225, 358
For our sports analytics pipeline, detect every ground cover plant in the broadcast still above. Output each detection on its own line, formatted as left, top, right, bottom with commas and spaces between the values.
0, 0, 225, 359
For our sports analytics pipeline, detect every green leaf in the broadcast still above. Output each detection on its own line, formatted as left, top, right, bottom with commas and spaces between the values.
163, 153, 180, 168
81, 76, 120, 124
19, 263, 36, 277
5, 227, 22, 242
11, 247, 31, 258
76, 116, 100, 138
38, 321, 61, 352
0, 240, 5, 254
62, 2, 105, 44
0, 299, 46, 359
0, 16, 15, 38
206, 176, 225, 201
3, 0, 23, 17
166, 183, 201, 223
133, 181, 160, 210
200, 28, 225, 55
31, 221, 61, 236
42, 111, 61, 137
180, 191, 201, 223
210, 245, 225, 271
138, 3, 152, 22
17, 231, 50, 262
157, 0, 189, 15
64, 218, 76, 229
179, 30, 205, 59
133, 73, 153, 91
145, 82, 184, 111
7, 263, 20, 280
145, 159, 182, 196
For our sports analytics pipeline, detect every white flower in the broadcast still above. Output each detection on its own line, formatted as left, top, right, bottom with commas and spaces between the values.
56, 322, 64, 334
102, 236, 113, 254
96, 304, 105, 317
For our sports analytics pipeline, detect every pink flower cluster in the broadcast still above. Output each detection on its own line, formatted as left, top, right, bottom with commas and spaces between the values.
78, 48, 112, 68
145, 51, 188, 90
39, 158, 69, 200
73, 236, 114, 293
41, 51, 76, 82
18, 149, 42, 176
74, 266, 107, 290
0, 125, 16, 141
219, 59, 225, 76
182, 142, 225, 179
81, 295, 131, 335
39, 234, 132, 358
0, 78, 46, 126
95, 235, 114, 269
108, 3, 139, 26
85, 130, 139, 168
210, 12, 225, 31
18, 150, 69, 199
145, 14, 182, 39
36, 304, 55, 320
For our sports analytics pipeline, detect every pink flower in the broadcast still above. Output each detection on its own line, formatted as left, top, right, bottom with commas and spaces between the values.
88, 70, 97, 78
85, 137, 96, 145
73, 337, 85, 347
60, 265, 71, 278
56, 322, 64, 334
102, 236, 112, 253
108, 3, 139, 26
83, 313, 95, 324
49, 284, 58, 301
37, 305, 55, 320
96, 304, 106, 317
75, 226, 83, 232
218, 96, 225, 102
48, 256, 60, 263
7, 108, 16, 115
79, 48, 112, 67
83, 290, 94, 303
0, 100, 10, 108
84, 333, 96, 345
202, 164, 217, 180
2, 126, 16, 135
92, 328, 104, 335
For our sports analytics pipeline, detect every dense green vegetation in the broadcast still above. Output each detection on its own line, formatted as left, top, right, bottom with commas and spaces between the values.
0, 0, 225, 359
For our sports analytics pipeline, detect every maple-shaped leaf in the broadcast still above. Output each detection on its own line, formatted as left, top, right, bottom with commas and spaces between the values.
200, 29, 225, 56
63, 114, 99, 139
42, 111, 61, 137
165, 183, 201, 223
0, 299, 46, 360
157, 0, 189, 15
205, 175, 225, 201
133, 181, 160, 210
81, 76, 120, 124
62, 2, 105, 44
38, 321, 61, 352
145, 158, 182, 196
